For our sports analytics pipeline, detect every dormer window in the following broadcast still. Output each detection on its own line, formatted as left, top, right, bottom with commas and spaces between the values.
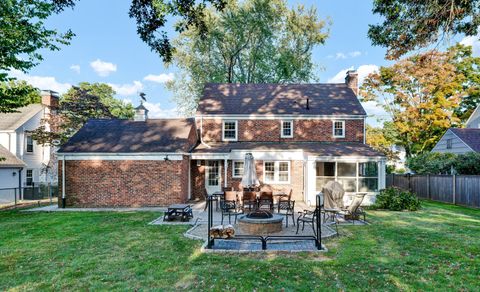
222, 120, 237, 141
281, 120, 293, 138
333, 121, 345, 138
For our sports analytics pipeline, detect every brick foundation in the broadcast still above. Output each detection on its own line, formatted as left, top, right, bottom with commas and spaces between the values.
59, 157, 190, 207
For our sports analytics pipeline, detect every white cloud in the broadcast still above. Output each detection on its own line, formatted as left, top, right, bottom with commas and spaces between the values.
327, 64, 379, 84
109, 81, 143, 96
349, 51, 362, 58
90, 59, 117, 77
144, 102, 180, 118
335, 52, 347, 59
9, 69, 71, 93
144, 73, 174, 83
460, 34, 480, 56
69, 64, 81, 74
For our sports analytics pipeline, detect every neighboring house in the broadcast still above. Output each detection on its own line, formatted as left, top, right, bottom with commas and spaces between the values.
432, 104, 480, 154
0, 91, 58, 189
0, 145, 26, 189
57, 70, 386, 207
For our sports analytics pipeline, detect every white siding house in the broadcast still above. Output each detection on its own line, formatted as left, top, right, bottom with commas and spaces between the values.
431, 129, 477, 154
466, 105, 480, 129
0, 91, 58, 189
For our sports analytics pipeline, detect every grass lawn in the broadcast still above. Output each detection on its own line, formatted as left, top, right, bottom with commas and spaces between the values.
1, 201, 479, 291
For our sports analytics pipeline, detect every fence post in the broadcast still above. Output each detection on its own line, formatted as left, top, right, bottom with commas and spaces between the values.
452, 174, 456, 205
392, 173, 395, 187
427, 174, 430, 200
408, 173, 412, 191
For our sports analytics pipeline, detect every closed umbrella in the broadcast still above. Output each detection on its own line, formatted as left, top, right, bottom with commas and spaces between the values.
241, 153, 260, 190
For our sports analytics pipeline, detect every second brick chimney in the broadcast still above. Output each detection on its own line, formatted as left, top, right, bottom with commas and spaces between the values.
40, 90, 60, 109
345, 70, 359, 95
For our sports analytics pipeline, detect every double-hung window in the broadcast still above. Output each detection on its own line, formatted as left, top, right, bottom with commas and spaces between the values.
26, 169, 33, 186
281, 120, 293, 138
232, 161, 244, 178
446, 138, 453, 149
26, 135, 34, 153
263, 161, 290, 184
222, 120, 237, 141
333, 121, 345, 138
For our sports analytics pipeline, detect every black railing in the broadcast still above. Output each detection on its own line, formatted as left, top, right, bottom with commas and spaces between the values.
206, 194, 323, 250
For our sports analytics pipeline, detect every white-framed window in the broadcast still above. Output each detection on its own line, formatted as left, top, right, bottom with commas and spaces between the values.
315, 161, 379, 193
446, 138, 453, 149
333, 120, 345, 138
281, 120, 293, 138
222, 120, 238, 141
232, 161, 244, 178
25, 134, 34, 153
26, 169, 33, 186
263, 161, 290, 184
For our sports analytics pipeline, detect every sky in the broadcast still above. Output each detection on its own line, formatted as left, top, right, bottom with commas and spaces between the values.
11, 0, 480, 125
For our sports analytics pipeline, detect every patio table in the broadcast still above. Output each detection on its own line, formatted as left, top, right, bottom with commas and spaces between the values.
163, 204, 193, 222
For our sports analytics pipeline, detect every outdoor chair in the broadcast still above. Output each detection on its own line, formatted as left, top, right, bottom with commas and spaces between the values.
220, 199, 243, 224
203, 188, 220, 211
258, 191, 273, 211
242, 191, 257, 212
277, 199, 295, 227
296, 209, 317, 236
323, 193, 367, 227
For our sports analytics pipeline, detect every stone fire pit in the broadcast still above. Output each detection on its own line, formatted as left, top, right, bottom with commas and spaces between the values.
237, 211, 283, 235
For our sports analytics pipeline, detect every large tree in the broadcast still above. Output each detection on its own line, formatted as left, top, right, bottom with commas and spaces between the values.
361, 45, 477, 157
366, 122, 400, 162
0, 0, 76, 111
369, 0, 480, 60
31, 83, 134, 145
167, 0, 329, 115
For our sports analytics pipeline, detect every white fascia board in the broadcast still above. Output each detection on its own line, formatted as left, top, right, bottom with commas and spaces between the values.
307, 155, 386, 162
195, 114, 365, 120
191, 153, 229, 160
229, 149, 305, 161
57, 152, 186, 161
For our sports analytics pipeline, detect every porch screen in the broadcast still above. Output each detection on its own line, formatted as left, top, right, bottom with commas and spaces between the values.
316, 161, 379, 193
358, 162, 378, 192
316, 162, 335, 191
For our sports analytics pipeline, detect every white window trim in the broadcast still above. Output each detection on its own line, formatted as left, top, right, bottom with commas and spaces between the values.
332, 120, 345, 138
222, 120, 238, 141
263, 161, 291, 184
280, 120, 293, 138
26, 169, 34, 186
25, 134, 34, 154
232, 160, 244, 178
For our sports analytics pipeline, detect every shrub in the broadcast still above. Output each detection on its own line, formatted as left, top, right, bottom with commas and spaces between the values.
371, 187, 421, 211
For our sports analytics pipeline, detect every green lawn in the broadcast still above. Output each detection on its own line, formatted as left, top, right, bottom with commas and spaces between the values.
0, 201, 479, 291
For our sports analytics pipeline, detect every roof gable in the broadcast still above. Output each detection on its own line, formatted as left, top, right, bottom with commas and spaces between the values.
0, 104, 44, 131
466, 104, 480, 128
450, 128, 480, 152
197, 83, 366, 116
59, 118, 196, 153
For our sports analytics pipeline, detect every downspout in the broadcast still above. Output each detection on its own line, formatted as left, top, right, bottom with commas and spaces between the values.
61, 156, 66, 208
18, 168, 23, 200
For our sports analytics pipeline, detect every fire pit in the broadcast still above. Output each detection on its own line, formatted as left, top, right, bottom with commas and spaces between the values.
237, 211, 283, 235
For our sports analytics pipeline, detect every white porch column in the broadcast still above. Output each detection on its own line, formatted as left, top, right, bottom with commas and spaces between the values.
224, 158, 228, 188
306, 159, 317, 206
378, 160, 386, 190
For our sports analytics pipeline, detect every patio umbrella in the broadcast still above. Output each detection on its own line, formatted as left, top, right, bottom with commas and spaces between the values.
241, 153, 260, 189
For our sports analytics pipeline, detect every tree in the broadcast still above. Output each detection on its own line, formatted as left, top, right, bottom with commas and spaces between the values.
31, 83, 134, 145
0, 80, 41, 113
129, 0, 227, 63
167, 0, 329, 115
361, 46, 474, 157
369, 0, 480, 60
366, 122, 400, 162
407, 152, 480, 175
0, 0, 76, 112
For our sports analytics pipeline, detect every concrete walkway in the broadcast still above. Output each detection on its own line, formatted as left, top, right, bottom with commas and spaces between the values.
24, 204, 166, 212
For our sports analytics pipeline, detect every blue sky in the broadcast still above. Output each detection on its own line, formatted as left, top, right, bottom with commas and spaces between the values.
12, 0, 478, 124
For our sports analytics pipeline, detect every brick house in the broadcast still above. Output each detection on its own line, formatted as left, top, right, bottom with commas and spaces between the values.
58, 70, 386, 207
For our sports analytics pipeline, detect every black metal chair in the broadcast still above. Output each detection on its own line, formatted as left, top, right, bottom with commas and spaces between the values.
258, 191, 273, 212
242, 191, 257, 212
220, 199, 243, 224
296, 209, 317, 236
277, 199, 295, 227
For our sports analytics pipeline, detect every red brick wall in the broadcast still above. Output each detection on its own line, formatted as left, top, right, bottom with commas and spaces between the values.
192, 159, 305, 202
199, 119, 364, 142
59, 157, 190, 207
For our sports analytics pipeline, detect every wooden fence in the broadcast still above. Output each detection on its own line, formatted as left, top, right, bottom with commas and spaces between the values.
386, 174, 480, 208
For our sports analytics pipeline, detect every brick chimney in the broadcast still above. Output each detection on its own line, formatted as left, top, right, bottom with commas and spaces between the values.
345, 70, 359, 95
40, 90, 60, 109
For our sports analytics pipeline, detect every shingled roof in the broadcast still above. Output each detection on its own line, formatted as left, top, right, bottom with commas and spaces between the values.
59, 118, 196, 153
193, 142, 384, 157
0, 145, 26, 168
197, 83, 366, 116
0, 104, 44, 131
450, 128, 480, 152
